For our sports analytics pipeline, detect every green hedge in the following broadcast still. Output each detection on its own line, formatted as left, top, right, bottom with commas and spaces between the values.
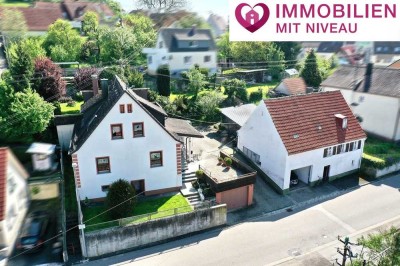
361, 154, 387, 170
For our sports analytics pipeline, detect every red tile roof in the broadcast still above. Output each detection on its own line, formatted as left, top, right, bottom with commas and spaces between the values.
0, 148, 8, 221
63, 0, 114, 21
282, 77, 307, 95
264, 91, 366, 155
0, 6, 64, 31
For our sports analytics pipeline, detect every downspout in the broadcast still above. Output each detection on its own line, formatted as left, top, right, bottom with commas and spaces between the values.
392, 98, 400, 141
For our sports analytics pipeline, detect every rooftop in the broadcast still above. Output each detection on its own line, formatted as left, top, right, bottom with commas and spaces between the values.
281, 77, 307, 95
321, 65, 400, 98
264, 91, 366, 155
26, 143, 56, 155
220, 104, 256, 127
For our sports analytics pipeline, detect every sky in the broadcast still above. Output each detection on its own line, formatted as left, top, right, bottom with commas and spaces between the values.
117, 0, 229, 19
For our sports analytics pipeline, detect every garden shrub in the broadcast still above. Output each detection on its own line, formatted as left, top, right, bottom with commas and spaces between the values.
106, 179, 136, 219
249, 88, 263, 102
361, 154, 386, 169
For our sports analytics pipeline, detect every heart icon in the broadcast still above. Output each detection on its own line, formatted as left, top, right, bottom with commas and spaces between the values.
235, 3, 270, 33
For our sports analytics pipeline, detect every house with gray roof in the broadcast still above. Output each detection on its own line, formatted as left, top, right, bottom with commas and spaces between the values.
56, 76, 203, 201
143, 27, 217, 77
321, 64, 400, 141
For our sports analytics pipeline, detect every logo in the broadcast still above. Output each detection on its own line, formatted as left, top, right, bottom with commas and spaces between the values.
235, 3, 270, 33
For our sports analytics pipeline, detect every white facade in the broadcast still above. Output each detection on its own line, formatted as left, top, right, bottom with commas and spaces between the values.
73, 93, 182, 200
143, 34, 217, 76
0, 152, 29, 256
323, 88, 400, 141
238, 102, 365, 191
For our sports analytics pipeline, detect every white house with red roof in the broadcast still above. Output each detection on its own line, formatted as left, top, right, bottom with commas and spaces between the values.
0, 148, 30, 257
237, 91, 366, 194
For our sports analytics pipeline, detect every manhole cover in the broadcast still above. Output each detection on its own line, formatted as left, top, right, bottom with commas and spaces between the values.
286, 208, 293, 212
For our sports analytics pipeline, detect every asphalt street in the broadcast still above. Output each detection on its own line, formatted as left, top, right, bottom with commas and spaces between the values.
82, 174, 400, 266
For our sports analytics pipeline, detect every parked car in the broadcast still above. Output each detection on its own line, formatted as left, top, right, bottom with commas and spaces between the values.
290, 172, 299, 186
17, 212, 49, 252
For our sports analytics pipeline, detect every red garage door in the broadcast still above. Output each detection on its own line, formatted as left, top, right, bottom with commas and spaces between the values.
220, 186, 248, 210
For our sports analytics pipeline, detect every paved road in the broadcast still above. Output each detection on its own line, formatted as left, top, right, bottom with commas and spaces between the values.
83, 174, 400, 266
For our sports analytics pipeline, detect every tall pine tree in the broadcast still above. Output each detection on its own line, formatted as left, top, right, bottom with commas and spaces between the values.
156, 65, 170, 96
300, 49, 323, 88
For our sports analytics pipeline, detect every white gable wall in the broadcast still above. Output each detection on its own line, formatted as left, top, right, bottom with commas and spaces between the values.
74, 93, 181, 200
323, 87, 400, 141
275, 83, 289, 95
238, 103, 288, 189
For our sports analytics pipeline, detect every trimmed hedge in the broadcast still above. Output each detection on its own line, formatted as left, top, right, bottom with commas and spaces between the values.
361, 154, 387, 170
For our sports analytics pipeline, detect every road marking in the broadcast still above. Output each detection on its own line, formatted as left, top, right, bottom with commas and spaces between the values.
267, 213, 400, 266
314, 205, 356, 233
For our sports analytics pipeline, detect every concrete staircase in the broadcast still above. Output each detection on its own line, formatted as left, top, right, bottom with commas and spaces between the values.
181, 170, 202, 207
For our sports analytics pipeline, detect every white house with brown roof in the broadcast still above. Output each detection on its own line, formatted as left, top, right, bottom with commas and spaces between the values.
68, 77, 203, 200
275, 77, 307, 96
237, 91, 366, 194
322, 64, 400, 141
142, 27, 217, 77
0, 148, 30, 257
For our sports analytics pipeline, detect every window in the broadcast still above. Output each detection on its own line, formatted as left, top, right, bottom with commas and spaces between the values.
337, 144, 342, 154
150, 151, 163, 167
133, 122, 144, 137
184, 56, 192, 65
127, 104, 132, 113
159, 41, 163, 48
350, 142, 355, 151
357, 140, 362, 149
189, 41, 198, 47
96, 157, 110, 173
111, 124, 123, 139
345, 143, 350, 152
204, 55, 211, 63
323, 147, 333, 158
101, 185, 110, 192
332, 146, 337, 155
148, 56, 153, 64
119, 104, 125, 113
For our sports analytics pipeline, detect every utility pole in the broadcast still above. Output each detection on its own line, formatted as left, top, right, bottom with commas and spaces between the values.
336, 236, 359, 266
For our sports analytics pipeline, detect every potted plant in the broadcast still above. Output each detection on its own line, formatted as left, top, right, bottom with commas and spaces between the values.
195, 169, 204, 179
224, 157, 232, 169
218, 156, 224, 165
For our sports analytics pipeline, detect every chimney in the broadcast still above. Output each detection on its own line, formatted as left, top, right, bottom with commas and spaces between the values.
188, 24, 197, 36
335, 114, 348, 130
364, 63, 373, 93
92, 74, 99, 96
100, 79, 108, 99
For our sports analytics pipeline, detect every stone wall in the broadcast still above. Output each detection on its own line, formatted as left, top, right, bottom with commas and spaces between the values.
85, 204, 227, 258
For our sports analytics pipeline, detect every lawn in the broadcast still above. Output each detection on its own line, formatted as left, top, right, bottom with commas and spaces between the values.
60, 101, 83, 115
362, 136, 400, 169
0, 0, 31, 7
83, 194, 193, 231
246, 81, 280, 100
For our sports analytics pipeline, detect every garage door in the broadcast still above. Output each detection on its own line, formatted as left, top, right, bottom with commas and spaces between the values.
220, 186, 248, 210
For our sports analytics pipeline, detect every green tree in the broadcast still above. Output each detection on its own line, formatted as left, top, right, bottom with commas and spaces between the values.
32, 57, 66, 101
44, 19, 83, 62
105, 0, 122, 16
274, 42, 302, 62
222, 78, 247, 102
106, 179, 136, 219
0, 85, 54, 142
176, 15, 210, 29
217, 32, 231, 60
136, 0, 187, 12
7, 42, 34, 92
82, 11, 99, 36
98, 26, 137, 64
300, 49, 323, 88
0, 9, 27, 43
156, 65, 170, 96
197, 92, 224, 120
126, 69, 144, 88
122, 14, 157, 65
186, 67, 206, 101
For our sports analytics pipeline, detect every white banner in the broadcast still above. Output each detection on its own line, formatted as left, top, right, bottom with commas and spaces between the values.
229, 0, 400, 41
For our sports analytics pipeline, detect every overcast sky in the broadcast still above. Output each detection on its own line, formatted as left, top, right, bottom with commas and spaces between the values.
118, 0, 229, 20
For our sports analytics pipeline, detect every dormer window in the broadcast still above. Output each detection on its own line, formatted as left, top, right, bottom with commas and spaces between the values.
189, 41, 198, 47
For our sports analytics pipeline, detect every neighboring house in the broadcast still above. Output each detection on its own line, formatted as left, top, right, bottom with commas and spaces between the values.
0, 148, 30, 257
220, 104, 256, 133
237, 91, 366, 194
321, 64, 400, 141
67, 76, 202, 200
387, 59, 400, 69
130, 10, 192, 29
282, 68, 299, 78
371, 42, 400, 66
143, 27, 217, 77
0, 0, 114, 35
207, 13, 227, 38
274, 77, 307, 96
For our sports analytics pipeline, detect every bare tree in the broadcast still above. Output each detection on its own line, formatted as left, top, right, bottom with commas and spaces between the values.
137, 0, 188, 12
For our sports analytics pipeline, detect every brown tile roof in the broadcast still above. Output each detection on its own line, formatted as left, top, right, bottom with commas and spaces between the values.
321, 65, 400, 98
0, 148, 7, 221
282, 77, 307, 95
0, 6, 64, 31
63, 0, 114, 21
264, 91, 366, 155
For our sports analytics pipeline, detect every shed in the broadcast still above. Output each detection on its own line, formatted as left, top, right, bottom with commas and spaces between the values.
26, 143, 57, 172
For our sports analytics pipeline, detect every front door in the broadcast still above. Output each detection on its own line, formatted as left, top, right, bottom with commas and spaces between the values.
131, 180, 145, 194
323, 165, 330, 182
